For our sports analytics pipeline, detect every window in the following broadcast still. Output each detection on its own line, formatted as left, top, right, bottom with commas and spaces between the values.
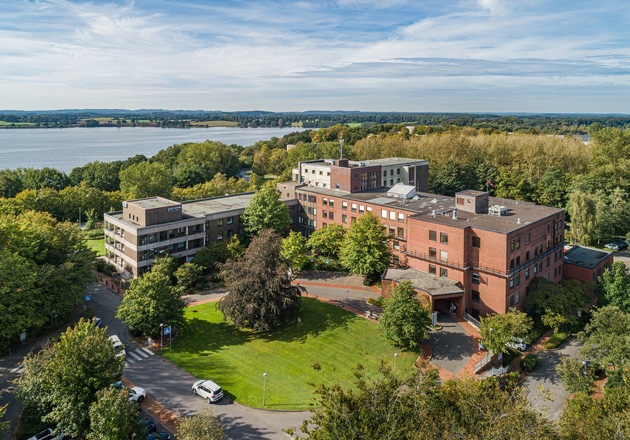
329, 212, 334, 220
472, 273, 481, 284
397, 227, 404, 237
526, 251, 530, 261
398, 213, 404, 222
472, 236, 481, 248
509, 278, 514, 288
440, 233, 448, 244
390, 169, 394, 176
429, 265, 437, 275
342, 201, 347, 210
516, 238, 520, 249
516, 256, 521, 266
526, 268, 530, 279
440, 267, 448, 277
515, 274, 520, 285
217, 231, 223, 240
329, 199, 335, 207
351, 203, 357, 212
510, 259, 515, 269
510, 295, 515, 307
390, 211, 396, 221
389, 226, 395, 235
351, 217, 356, 223
525, 233, 530, 244
359, 205, 365, 213
457, 197, 465, 205
397, 168, 400, 175
393, 256, 399, 265
515, 291, 520, 304
383, 170, 387, 177
390, 179, 394, 186
342, 214, 347, 223
323, 198, 328, 206
381, 209, 388, 219
472, 290, 480, 302
322, 210, 328, 218
511, 240, 515, 251
367, 206, 372, 212
440, 250, 448, 262
429, 230, 437, 241
393, 241, 400, 250
217, 218, 223, 227
227, 216, 233, 225
429, 247, 437, 258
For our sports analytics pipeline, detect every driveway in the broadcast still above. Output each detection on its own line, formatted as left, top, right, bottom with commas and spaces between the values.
428, 312, 474, 376
88, 284, 308, 439
522, 337, 581, 420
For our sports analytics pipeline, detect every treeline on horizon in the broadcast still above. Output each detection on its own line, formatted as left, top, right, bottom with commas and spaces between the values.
0, 110, 629, 134
0, 122, 628, 246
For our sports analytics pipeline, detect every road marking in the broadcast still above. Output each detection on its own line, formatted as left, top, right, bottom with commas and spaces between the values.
124, 358, 135, 368
128, 350, 143, 361
139, 347, 154, 357
10, 365, 24, 374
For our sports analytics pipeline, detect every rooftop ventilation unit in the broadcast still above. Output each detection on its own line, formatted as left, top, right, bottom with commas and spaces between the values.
488, 205, 509, 216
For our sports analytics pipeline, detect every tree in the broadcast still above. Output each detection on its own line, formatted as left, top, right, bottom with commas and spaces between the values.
479, 308, 533, 355
380, 281, 430, 350
87, 387, 143, 440
116, 260, 185, 337
15, 319, 124, 438
307, 224, 346, 259
241, 186, 290, 237
556, 356, 595, 395
567, 190, 600, 245
524, 278, 591, 333
578, 306, 630, 368
302, 365, 556, 439
218, 229, 302, 331
339, 212, 390, 276
119, 161, 172, 199
175, 262, 206, 295
177, 408, 227, 440
281, 230, 310, 273
598, 262, 630, 312
0, 404, 8, 437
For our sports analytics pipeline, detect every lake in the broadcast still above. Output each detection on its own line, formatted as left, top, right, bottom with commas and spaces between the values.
0, 126, 306, 173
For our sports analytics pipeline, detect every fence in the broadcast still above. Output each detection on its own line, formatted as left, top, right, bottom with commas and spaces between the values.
464, 312, 480, 329
485, 365, 509, 377
474, 352, 493, 374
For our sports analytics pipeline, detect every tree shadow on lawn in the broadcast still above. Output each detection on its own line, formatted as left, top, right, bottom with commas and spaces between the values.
256, 297, 358, 343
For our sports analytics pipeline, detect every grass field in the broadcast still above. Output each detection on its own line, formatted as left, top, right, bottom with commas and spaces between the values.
162, 298, 417, 409
0, 121, 37, 127
86, 239, 104, 256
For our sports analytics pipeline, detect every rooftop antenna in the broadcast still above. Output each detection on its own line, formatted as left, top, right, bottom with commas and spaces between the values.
339, 135, 344, 160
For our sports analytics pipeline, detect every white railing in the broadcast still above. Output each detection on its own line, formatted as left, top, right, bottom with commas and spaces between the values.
464, 312, 481, 329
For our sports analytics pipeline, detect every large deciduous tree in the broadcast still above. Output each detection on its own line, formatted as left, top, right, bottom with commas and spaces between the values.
241, 186, 290, 237
307, 224, 346, 259
479, 308, 533, 355
116, 257, 185, 337
578, 306, 630, 368
177, 408, 227, 440
119, 161, 172, 199
380, 281, 431, 350
281, 230, 310, 273
15, 319, 124, 438
218, 229, 302, 331
339, 212, 390, 276
302, 366, 556, 439
87, 387, 144, 440
598, 262, 630, 313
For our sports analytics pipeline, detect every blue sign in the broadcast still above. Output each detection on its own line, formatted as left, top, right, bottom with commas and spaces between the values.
163, 326, 171, 335
84, 294, 91, 301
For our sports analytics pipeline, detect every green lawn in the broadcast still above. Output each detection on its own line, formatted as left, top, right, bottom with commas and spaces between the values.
162, 298, 417, 409
86, 238, 104, 256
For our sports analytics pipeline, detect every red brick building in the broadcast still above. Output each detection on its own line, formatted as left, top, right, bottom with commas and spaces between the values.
562, 245, 614, 283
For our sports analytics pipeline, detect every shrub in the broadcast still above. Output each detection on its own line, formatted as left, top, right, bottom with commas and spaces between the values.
521, 354, 540, 372
94, 258, 117, 276
367, 296, 385, 308
82, 227, 104, 240
543, 331, 570, 350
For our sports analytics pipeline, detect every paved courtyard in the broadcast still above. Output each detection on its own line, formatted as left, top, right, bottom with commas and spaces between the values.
428, 312, 474, 376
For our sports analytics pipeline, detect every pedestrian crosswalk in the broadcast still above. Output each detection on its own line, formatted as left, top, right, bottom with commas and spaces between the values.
10, 364, 24, 374
124, 347, 155, 367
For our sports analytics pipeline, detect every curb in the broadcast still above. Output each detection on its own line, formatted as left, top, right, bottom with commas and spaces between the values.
121, 377, 179, 436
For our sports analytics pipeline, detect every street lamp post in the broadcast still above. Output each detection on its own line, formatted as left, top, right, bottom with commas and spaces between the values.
394, 353, 399, 379
263, 373, 268, 407
160, 323, 164, 351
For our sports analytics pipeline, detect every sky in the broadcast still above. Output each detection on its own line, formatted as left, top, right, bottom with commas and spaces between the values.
1, 0, 629, 113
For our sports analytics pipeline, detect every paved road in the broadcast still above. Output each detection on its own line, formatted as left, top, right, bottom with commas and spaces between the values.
522, 337, 581, 420
428, 312, 474, 376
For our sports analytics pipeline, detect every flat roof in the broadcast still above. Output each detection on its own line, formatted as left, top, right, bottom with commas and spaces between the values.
383, 268, 464, 297
301, 157, 428, 169
128, 197, 181, 209
563, 245, 612, 269
296, 186, 563, 234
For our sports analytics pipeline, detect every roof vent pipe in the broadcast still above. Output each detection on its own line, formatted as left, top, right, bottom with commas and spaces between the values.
517, 218, 521, 224
453, 209, 458, 220
432, 210, 436, 217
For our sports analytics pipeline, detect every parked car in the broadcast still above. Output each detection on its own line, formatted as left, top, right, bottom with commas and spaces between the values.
27, 428, 69, 440
506, 337, 527, 352
128, 386, 146, 403
109, 335, 125, 358
192, 379, 224, 403
605, 242, 620, 250
93, 316, 103, 328
147, 431, 171, 440
145, 419, 157, 434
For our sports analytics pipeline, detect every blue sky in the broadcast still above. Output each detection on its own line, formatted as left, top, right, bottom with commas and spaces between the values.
1, 0, 628, 113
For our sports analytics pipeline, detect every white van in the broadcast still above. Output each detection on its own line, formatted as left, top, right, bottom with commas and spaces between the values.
109, 335, 126, 358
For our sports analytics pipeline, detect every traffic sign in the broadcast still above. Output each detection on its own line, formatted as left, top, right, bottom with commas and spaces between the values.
85, 294, 91, 301
163, 326, 171, 335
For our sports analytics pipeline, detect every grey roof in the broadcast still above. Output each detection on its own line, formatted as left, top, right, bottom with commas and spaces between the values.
297, 186, 563, 234
129, 197, 181, 209
383, 268, 464, 297
563, 245, 612, 269
387, 183, 416, 198
349, 157, 428, 167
